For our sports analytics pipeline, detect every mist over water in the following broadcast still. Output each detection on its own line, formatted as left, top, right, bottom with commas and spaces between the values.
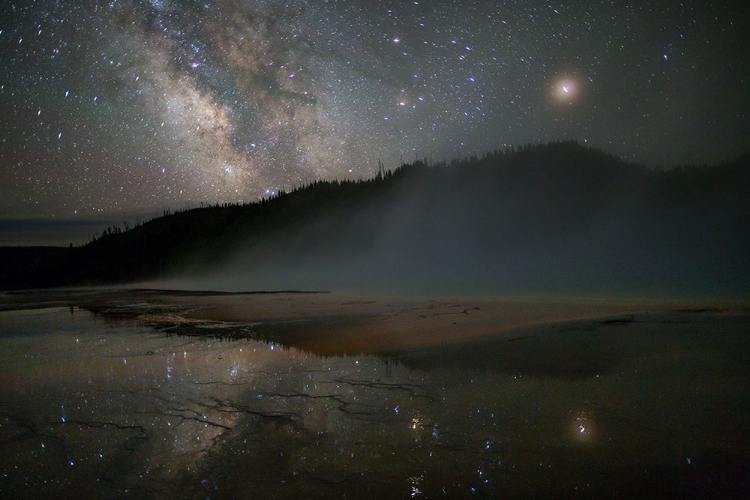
173, 146, 750, 297
3, 143, 747, 297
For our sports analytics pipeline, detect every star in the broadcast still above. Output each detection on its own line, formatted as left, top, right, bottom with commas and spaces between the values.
553, 77, 580, 104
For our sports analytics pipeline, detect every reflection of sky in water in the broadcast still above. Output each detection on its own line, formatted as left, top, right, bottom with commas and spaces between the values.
0, 307, 748, 498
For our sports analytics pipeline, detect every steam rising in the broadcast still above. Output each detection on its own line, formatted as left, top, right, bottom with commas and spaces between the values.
164, 144, 750, 297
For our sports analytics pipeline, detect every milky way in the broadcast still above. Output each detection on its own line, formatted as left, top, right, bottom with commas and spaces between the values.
1, 1, 748, 220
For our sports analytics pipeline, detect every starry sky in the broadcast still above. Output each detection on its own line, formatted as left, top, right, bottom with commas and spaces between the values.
1, 0, 748, 228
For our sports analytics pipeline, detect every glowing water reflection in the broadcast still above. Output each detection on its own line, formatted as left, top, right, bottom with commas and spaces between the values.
0, 306, 748, 498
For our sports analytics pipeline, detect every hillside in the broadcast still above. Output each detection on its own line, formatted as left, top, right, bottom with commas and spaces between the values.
2, 141, 749, 296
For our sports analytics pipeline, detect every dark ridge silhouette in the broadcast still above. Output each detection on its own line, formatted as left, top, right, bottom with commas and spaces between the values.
2, 141, 749, 296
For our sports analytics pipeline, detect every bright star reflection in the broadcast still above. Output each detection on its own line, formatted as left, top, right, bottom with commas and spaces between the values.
571, 410, 594, 441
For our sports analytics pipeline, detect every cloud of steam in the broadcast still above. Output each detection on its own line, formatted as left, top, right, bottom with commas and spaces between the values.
167, 149, 750, 297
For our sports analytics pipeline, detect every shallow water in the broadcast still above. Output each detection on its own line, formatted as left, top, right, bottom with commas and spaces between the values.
0, 305, 748, 498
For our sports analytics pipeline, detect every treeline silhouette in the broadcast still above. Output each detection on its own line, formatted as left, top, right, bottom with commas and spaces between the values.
2, 141, 748, 295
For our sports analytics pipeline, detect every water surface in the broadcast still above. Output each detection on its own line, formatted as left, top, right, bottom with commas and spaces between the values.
0, 301, 748, 498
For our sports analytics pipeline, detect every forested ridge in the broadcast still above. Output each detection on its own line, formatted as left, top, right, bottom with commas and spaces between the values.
2, 141, 748, 295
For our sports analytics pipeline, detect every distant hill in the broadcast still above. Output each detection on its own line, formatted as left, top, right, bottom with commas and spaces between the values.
2, 141, 749, 296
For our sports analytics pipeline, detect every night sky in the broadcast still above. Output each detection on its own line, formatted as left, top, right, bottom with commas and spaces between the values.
1, 1, 748, 227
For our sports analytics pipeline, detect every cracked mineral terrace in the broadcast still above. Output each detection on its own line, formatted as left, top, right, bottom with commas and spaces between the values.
0, 289, 748, 498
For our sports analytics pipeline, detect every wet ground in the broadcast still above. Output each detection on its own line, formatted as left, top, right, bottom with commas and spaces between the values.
0, 290, 748, 498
